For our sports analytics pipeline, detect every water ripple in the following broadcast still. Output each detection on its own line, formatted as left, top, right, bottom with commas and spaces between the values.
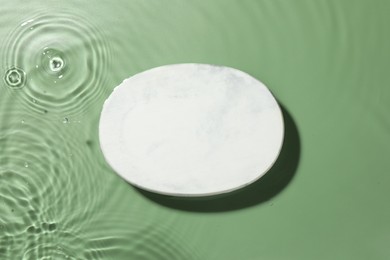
81, 215, 200, 259
1, 10, 112, 117
0, 114, 105, 258
0, 10, 112, 254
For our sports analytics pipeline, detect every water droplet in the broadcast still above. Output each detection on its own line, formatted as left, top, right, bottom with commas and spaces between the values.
24, 162, 29, 168
50, 57, 64, 72
21, 119, 25, 124
63, 118, 69, 124
41, 48, 66, 75
4, 67, 26, 88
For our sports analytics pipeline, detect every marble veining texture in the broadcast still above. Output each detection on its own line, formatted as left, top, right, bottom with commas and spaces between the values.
99, 64, 284, 196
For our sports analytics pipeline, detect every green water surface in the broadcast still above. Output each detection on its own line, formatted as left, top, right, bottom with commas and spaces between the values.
1, 0, 390, 259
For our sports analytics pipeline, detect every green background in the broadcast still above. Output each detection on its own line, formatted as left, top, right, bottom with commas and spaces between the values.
1, 0, 389, 259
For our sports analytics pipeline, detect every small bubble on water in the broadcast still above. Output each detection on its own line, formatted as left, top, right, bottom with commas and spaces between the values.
21, 119, 25, 124
24, 162, 28, 168
32, 98, 36, 103
4, 67, 26, 88
63, 118, 69, 124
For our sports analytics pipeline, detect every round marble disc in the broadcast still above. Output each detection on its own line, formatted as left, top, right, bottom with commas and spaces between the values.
99, 64, 284, 196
